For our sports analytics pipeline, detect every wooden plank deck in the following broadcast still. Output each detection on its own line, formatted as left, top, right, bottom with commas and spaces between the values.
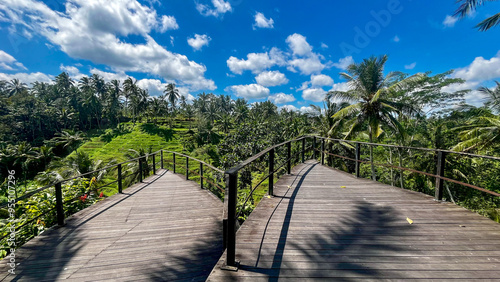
0, 170, 224, 281
208, 160, 500, 281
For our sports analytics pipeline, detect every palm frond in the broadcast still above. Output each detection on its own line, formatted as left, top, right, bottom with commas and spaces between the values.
332, 103, 361, 120
476, 12, 500, 31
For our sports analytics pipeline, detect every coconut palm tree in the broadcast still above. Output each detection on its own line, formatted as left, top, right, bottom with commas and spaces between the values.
6, 79, 27, 97
480, 81, 500, 113
164, 83, 180, 110
452, 114, 500, 152
454, 0, 500, 31
327, 55, 424, 180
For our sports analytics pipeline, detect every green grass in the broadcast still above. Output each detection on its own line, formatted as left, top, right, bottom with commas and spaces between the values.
70, 123, 190, 163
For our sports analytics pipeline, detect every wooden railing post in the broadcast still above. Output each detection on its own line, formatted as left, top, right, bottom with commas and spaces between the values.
287, 141, 291, 174
435, 151, 446, 201
225, 172, 238, 268
313, 136, 317, 160
118, 164, 122, 193
138, 158, 143, 182
321, 138, 325, 165
186, 156, 189, 180
55, 182, 65, 226
173, 153, 176, 173
301, 138, 305, 163
152, 154, 156, 175
160, 150, 164, 169
355, 143, 361, 178
269, 148, 274, 196
200, 162, 204, 189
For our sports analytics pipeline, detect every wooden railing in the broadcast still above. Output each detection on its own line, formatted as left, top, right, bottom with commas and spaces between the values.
0, 149, 224, 249
222, 135, 500, 269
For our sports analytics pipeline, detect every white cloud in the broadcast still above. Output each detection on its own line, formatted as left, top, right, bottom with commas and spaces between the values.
285, 33, 326, 75
286, 33, 312, 56
0, 0, 215, 91
310, 74, 333, 87
405, 62, 417, 70
227, 52, 277, 74
226, 84, 270, 99
255, 71, 288, 87
443, 15, 458, 27
0, 50, 26, 70
302, 88, 326, 102
393, 35, 400, 42
288, 54, 325, 75
253, 12, 274, 29
320, 42, 328, 49
159, 15, 179, 32
0, 72, 53, 84
196, 0, 232, 17
330, 82, 350, 92
453, 52, 500, 81
279, 104, 298, 112
332, 56, 354, 70
269, 93, 295, 104
300, 106, 319, 115
187, 34, 211, 51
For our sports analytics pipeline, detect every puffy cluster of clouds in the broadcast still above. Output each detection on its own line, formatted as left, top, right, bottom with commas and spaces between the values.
187, 34, 211, 51
0, 0, 215, 91
225, 84, 270, 99
226, 33, 333, 103
196, 0, 232, 17
253, 12, 274, 29
442, 51, 500, 106
269, 93, 295, 104
255, 71, 288, 87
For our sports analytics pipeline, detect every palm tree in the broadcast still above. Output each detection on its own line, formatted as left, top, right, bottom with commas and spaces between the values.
55, 72, 74, 92
480, 81, 500, 113
6, 79, 27, 97
106, 79, 122, 126
164, 83, 180, 110
454, 0, 500, 31
53, 130, 85, 153
123, 77, 139, 118
452, 114, 500, 152
327, 55, 423, 180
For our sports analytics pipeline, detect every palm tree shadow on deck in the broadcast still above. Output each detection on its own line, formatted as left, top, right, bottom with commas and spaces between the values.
239, 162, 415, 281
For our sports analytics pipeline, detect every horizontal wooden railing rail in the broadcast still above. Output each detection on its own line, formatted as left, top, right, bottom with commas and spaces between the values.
311, 136, 500, 199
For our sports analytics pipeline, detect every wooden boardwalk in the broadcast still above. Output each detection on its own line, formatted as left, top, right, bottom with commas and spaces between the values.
208, 161, 500, 281
0, 170, 224, 281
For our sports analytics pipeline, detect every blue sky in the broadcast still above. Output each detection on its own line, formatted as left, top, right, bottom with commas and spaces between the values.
1, 0, 500, 112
